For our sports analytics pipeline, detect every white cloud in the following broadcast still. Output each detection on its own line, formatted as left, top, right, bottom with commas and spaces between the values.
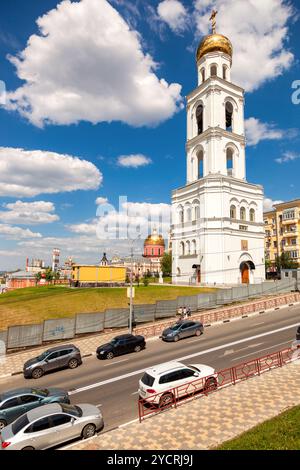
263, 198, 284, 212
95, 197, 108, 205
117, 154, 152, 168
0, 147, 102, 197
5, 0, 182, 127
157, 0, 188, 33
275, 151, 300, 164
194, 0, 294, 92
0, 200, 59, 225
245, 118, 284, 146
0, 224, 42, 239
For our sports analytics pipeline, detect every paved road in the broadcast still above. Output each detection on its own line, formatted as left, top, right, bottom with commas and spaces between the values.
0, 304, 299, 433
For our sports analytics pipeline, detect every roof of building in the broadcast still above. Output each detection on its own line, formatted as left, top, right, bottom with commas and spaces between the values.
197, 33, 233, 62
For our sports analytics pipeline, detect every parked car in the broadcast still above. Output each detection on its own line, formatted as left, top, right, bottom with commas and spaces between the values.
161, 320, 204, 342
0, 387, 70, 430
23, 344, 82, 379
0, 402, 104, 450
296, 325, 300, 341
96, 334, 146, 360
138, 361, 217, 407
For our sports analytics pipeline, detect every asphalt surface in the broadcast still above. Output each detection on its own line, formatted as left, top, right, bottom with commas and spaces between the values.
0, 304, 299, 434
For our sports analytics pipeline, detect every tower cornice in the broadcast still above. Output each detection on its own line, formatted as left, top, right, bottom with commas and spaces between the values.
187, 76, 244, 104
186, 127, 245, 150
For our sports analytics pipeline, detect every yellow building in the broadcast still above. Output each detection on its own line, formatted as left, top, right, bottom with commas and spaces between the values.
71, 265, 126, 287
264, 199, 300, 271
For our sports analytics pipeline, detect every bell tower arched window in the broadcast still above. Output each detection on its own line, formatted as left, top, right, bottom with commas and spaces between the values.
226, 148, 233, 176
197, 150, 204, 178
223, 65, 227, 80
250, 208, 255, 222
230, 205, 236, 219
225, 101, 233, 131
210, 65, 217, 77
201, 68, 205, 83
196, 105, 203, 135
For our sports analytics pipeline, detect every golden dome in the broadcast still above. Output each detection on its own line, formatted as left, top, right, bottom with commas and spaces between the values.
196, 33, 233, 62
144, 229, 165, 247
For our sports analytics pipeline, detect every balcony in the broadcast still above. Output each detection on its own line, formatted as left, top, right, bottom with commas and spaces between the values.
282, 232, 298, 238
281, 218, 299, 225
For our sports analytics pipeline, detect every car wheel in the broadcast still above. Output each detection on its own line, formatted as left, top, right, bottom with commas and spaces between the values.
21, 446, 35, 450
173, 335, 180, 342
106, 352, 114, 360
82, 423, 96, 439
31, 368, 43, 379
159, 392, 174, 408
134, 345, 141, 353
68, 358, 79, 369
204, 377, 218, 392
0, 419, 7, 430
195, 329, 201, 336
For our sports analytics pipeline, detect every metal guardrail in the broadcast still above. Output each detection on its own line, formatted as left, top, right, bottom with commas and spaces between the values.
138, 346, 300, 422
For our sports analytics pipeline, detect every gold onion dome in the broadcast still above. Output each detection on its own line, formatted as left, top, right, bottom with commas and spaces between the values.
144, 229, 165, 247
196, 33, 233, 62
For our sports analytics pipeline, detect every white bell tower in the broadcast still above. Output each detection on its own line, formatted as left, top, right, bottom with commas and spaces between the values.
171, 12, 265, 286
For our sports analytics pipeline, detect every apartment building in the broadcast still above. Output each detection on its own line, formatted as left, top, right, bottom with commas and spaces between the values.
264, 199, 300, 270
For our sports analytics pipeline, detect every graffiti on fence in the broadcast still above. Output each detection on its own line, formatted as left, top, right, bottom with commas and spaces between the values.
49, 326, 65, 337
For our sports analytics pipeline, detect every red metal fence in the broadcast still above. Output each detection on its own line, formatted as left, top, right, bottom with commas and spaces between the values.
135, 292, 300, 340
138, 346, 300, 422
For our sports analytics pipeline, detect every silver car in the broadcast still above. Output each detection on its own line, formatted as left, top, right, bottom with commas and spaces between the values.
0, 403, 104, 450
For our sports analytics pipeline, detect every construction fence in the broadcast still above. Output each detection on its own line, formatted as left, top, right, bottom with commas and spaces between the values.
0, 278, 297, 352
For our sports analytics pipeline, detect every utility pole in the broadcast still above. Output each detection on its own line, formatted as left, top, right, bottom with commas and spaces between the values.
128, 235, 140, 334
129, 244, 134, 335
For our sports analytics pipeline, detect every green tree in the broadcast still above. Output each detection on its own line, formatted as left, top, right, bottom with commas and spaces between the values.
142, 277, 149, 287
275, 253, 298, 274
161, 252, 172, 276
35, 271, 42, 286
45, 268, 54, 283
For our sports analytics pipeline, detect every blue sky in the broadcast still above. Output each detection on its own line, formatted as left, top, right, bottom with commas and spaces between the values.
0, 0, 299, 270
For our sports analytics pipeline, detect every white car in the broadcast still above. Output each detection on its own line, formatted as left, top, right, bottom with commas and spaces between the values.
138, 361, 217, 407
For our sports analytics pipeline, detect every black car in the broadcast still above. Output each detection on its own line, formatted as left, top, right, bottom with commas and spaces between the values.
96, 334, 146, 359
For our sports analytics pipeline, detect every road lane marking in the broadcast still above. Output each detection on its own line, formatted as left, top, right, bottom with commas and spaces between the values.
131, 391, 139, 395
69, 322, 299, 395
103, 359, 129, 367
253, 322, 265, 326
232, 340, 292, 361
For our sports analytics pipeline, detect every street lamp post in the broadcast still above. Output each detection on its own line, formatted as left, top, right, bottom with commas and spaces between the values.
129, 235, 140, 334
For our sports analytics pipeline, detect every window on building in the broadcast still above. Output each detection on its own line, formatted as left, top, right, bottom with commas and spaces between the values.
196, 105, 203, 135
250, 208, 255, 222
192, 240, 197, 254
194, 205, 200, 220
239, 225, 248, 231
291, 239, 297, 246
198, 150, 204, 178
186, 241, 191, 255
290, 251, 299, 259
240, 207, 246, 221
223, 65, 227, 80
180, 242, 185, 256
210, 65, 217, 77
201, 68, 205, 83
186, 207, 192, 222
274, 241, 277, 248
230, 205, 236, 219
226, 148, 233, 176
225, 101, 233, 131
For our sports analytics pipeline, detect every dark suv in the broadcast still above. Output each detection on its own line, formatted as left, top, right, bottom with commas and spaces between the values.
23, 344, 82, 379
96, 334, 146, 359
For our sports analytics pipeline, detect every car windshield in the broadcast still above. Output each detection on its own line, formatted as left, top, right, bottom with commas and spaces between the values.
110, 338, 119, 345
169, 323, 181, 331
36, 351, 50, 361
61, 404, 82, 417
12, 414, 30, 435
141, 372, 155, 387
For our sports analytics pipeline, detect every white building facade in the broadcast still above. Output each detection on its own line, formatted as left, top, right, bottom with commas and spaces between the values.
171, 30, 265, 285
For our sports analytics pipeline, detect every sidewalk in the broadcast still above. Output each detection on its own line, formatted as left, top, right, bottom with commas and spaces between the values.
64, 359, 300, 450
